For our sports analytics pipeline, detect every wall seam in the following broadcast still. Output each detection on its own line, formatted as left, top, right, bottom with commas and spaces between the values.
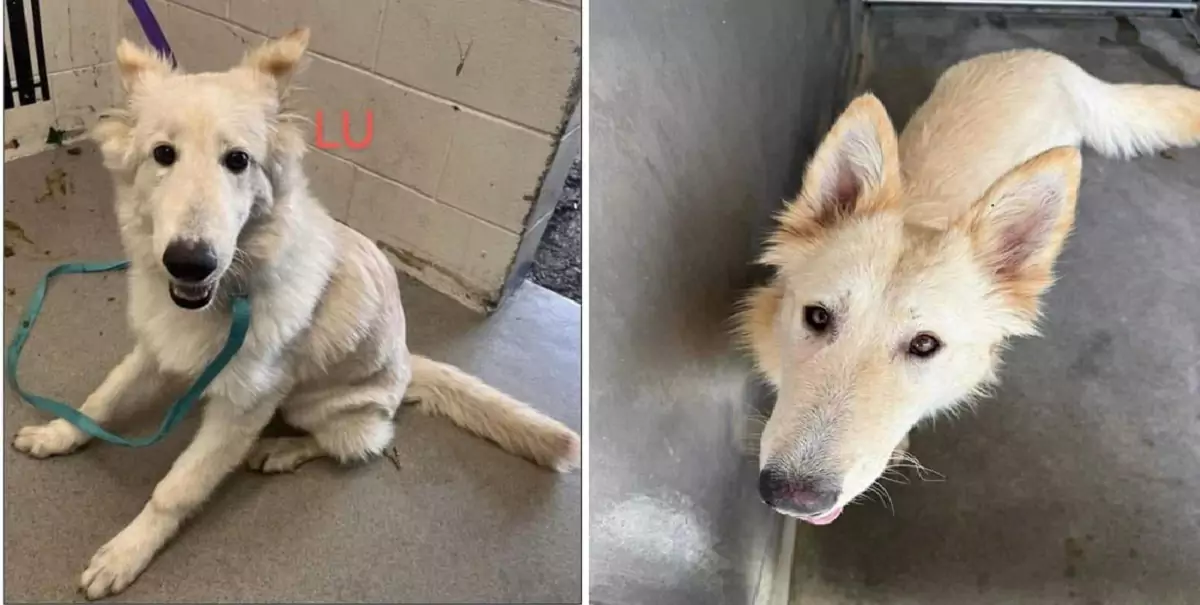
162, 0, 223, 20
431, 112, 459, 203
344, 155, 523, 237
48, 61, 115, 77
526, 0, 581, 14
370, 0, 390, 72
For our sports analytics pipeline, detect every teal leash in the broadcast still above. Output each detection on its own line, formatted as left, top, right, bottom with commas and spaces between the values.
5, 261, 251, 447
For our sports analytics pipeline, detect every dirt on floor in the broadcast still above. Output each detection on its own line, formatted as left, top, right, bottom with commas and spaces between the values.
530, 156, 581, 303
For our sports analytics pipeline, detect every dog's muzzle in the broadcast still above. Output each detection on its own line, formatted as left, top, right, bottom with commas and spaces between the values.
163, 239, 219, 310
168, 282, 215, 309
758, 464, 845, 525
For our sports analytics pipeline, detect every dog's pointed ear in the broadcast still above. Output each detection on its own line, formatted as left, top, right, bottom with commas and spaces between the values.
241, 28, 310, 94
779, 94, 902, 237
116, 38, 173, 92
965, 146, 1081, 319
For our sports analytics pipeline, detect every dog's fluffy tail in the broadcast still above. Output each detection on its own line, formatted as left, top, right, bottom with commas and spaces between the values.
1068, 65, 1200, 159
406, 355, 581, 472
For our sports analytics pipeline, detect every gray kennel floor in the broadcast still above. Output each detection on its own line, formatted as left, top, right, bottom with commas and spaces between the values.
2, 146, 581, 602
789, 13, 1200, 605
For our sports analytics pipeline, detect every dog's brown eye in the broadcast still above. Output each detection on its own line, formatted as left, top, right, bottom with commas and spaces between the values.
223, 150, 250, 174
803, 305, 832, 333
909, 333, 941, 358
152, 144, 177, 167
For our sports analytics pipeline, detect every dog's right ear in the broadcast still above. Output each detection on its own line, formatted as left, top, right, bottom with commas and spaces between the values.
764, 94, 902, 262
116, 39, 173, 93
241, 27, 310, 96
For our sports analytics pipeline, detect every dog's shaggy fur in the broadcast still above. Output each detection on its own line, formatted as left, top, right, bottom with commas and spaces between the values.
11, 30, 580, 599
737, 49, 1200, 525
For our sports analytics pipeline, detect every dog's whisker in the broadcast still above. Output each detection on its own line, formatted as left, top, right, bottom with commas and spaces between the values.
858, 487, 879, 508
887, 456, 946, 483
898, 452, 946, 480
864, 484, 886, 514
879, 469, 910, 485
870, 483, 896, 515
914, 468, 946, 483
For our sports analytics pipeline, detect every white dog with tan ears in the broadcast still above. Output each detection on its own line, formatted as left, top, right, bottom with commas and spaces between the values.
12, 29, 580, 599
738, 49, 1199, 526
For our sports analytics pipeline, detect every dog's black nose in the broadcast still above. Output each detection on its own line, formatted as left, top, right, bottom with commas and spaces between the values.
758, 465, 840, 516
162, 240, 218, 283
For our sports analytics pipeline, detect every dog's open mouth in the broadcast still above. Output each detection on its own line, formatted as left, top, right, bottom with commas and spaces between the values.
799, 505, 843, 526
168, 282, 215, 310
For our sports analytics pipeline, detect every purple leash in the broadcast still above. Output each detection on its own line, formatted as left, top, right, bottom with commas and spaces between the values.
126, 0, 176, 67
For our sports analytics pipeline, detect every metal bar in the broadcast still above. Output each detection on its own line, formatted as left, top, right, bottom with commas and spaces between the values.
4, 48, 13, 110
5, 0, 36, 106
865, 0, 1196, 9
29, 0, 48, 101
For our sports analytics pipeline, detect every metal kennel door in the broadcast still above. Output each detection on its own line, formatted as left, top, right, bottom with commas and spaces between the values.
3, 0, 51, 109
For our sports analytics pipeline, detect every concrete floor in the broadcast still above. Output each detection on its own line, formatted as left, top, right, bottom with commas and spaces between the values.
2, 146, 581, 602
789, 12, 1200, 605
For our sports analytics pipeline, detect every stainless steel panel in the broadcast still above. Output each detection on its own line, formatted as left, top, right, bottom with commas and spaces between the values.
589, 1, 857, 603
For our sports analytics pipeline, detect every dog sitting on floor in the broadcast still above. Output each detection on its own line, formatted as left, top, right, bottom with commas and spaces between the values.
737, 49, 1200, 526
11, 29, 580, 599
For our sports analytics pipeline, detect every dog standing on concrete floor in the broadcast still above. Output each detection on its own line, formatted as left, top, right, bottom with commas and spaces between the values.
11, 29, 580, 599
738, 49, 1199, 526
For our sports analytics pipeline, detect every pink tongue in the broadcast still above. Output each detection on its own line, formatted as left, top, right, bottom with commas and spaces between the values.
803, 506, 843, 525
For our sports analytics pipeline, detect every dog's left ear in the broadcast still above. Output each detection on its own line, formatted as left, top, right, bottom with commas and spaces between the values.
965, 146, 1081, 320
241, 27, 310, 95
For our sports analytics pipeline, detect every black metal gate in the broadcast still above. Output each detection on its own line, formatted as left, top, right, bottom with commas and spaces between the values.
3, 0, 51, 110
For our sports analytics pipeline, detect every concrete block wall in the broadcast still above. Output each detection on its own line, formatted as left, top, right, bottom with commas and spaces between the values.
4, 0, 121, 161
75, 0, 580, 311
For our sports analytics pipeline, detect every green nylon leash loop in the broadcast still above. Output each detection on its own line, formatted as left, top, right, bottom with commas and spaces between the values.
4, 261, 251, 447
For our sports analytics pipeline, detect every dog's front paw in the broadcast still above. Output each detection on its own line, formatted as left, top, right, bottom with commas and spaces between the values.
79, 528, 156, 600
12, 420, 86, 458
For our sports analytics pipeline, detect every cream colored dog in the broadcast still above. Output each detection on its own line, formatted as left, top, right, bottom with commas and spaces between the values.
738, 49, 1199, 526
11, 30, 580, 599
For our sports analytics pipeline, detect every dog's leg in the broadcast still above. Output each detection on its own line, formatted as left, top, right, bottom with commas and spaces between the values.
247, 410, 394, 473
248, 383, 400, 474
246, 412, 394, 474
245, 435, 326, 473
79, 396, 277, 600
13, 346, 165, 458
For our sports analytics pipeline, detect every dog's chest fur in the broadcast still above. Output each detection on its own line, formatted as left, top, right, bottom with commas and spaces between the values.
114, 183, 405, 410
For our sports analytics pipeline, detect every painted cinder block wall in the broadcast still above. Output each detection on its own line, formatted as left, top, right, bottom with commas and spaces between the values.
30, 0, 579, 311
4, 0, 121, 161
